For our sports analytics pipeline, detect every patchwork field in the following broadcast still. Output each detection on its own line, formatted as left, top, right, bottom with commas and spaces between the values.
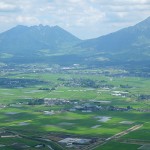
0, 66, 150, 150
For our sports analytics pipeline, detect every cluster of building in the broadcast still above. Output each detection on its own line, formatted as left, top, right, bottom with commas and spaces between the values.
69, 103, 101, 112
69, 102, 130, 112
43, 98, 131, 112
44, 98, 71, 106
59, 137, 91, 148
111, 91, 128, 97
0, 104, 6, 108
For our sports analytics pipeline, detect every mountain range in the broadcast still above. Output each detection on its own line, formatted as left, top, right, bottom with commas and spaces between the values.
0, 24, 81, 54
0, 17, 150, 67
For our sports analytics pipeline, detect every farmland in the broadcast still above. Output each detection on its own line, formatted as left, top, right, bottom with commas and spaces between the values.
0, 64, 150, 150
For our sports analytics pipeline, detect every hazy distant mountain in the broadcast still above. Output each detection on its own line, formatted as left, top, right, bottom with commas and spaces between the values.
0, 24, 81, 55
0, 17, 150, 67
79, 16, 150, 51
77, 17, 150, 63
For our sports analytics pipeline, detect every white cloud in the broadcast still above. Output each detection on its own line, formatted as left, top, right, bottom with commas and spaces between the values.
0, 1, 18, 11
16, 16, 39, 24
0, 0, 150, 39
90, 0, 150, 5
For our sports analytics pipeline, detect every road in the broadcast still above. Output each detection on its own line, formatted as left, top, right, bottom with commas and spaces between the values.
82, 124, 143, 150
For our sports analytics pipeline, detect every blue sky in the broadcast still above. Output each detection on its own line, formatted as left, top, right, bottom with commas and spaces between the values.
0, 0, 150, 39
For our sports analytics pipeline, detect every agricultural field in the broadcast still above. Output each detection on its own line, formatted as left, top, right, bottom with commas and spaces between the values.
0, 65, 150, 150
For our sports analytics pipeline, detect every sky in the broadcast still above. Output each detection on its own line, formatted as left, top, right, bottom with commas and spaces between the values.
0, 0, 150, 39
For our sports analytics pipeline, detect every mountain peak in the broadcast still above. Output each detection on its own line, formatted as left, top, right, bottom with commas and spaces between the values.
12, 25, 28, 30
22, 24, 65, 32
78, 16, 150, 54
0, 23, 81, 55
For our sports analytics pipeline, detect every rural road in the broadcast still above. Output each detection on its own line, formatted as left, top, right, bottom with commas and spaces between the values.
82, 124, 143, 150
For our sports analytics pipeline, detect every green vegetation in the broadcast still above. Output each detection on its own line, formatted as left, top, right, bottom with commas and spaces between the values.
0, 65, 149, 149
94, 141, 140, 150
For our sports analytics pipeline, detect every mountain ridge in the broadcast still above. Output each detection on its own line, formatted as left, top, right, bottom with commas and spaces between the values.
0, 24, 81, 54
77, 16, 150, 52
0, 17, 150, 67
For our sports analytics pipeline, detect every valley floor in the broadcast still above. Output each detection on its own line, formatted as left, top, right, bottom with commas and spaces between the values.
0, 64, 150, 150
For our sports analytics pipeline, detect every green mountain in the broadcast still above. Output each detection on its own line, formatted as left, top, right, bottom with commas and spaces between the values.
77, 17, 150, 65
0, 25, 82, 64
0, 24, 81, 54
0, 17, 150, 67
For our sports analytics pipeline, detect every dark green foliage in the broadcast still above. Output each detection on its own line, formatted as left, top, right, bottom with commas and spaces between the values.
61, 78, 114, 88
28, 98, 44, 105
120, 84, 133, 88
0, 78, 47, 88
138, 94, 150, 100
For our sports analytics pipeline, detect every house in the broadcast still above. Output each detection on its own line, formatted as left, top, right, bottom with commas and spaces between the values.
59, 138, 91, 145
